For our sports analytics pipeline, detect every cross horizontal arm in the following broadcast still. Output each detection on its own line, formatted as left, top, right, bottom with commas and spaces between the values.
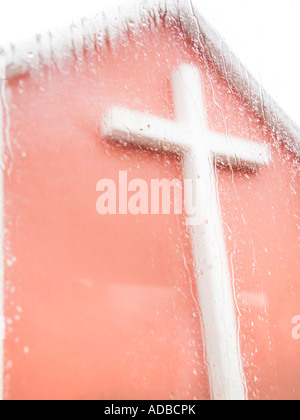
210, 132, 271, 169
102, 108, 270, 169
102, 107, 188, 153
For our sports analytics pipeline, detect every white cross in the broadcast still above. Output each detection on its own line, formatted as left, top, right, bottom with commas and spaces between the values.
102, 64, 270, 400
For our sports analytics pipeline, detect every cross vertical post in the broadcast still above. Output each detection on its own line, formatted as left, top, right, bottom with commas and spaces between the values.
102, 64, 270, 400
173, 65, 246, 400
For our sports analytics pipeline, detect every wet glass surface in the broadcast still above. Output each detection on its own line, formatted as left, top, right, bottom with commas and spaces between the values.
1, 10, 299, 400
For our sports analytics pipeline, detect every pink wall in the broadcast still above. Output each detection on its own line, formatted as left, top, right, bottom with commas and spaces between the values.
3, 24, 300, 399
